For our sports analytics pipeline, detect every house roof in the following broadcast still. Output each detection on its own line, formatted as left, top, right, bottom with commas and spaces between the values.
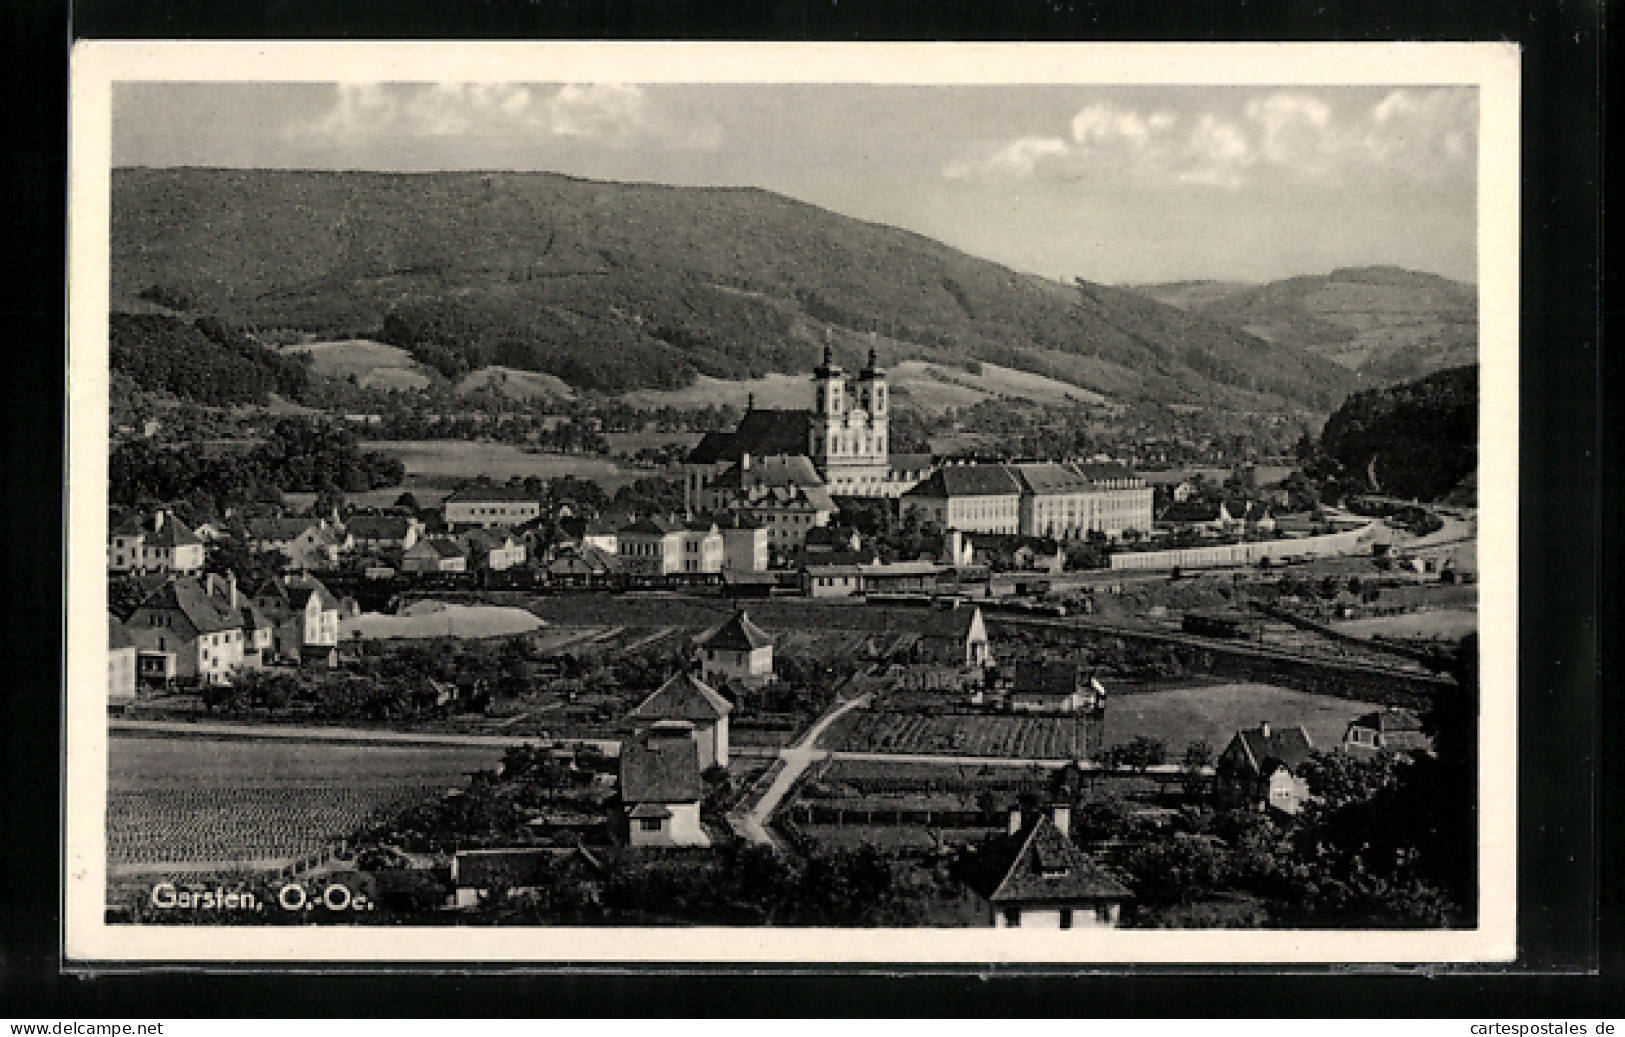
698, 610, 773, 652
463, 527, 519, 552
444, 481, 540, 505
902, 464, 1022, 499
989, 816, 1132, 904
685, 410, 814, 466
1347, 709, 1430, 752
1070, 461, 1140, 483
1012, 660, 1084, 699
803, 563, 865, 577
1228, 724, 1315, 776
137, 576, 243, 636
887, 452, 936, 473
1008, 462, 1103, 496
109, 614, 134, 650
414, 537, 466, 559
916, 604, 984, 642
346, 515, 413, 540
244, 517, 320, 542
548, 544, 622, 574
1160, 501, 1225, 523
620, 516, 684, 537
630, 671, 734, 722
111, 511, 202, 547
619, 731, 705, 803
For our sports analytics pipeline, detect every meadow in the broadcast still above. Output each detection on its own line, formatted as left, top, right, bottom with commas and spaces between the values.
361, 440, 639, 488
1101, 682, 1375, 755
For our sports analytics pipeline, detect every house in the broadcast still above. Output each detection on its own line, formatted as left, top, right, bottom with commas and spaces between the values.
344, 514, 423, 553
696, 610, 774, 688
702, 512, 769, 572
858, 559, 948, 595
1006, 661, 1104, 714
401, 537, 469, 573
678, 521, 726, 574
902, 463, 1023, 534
1157, 500, 1232, 534
989, 812, 1132, 929
125, 575, 248, 686
249, 573, 341, 664
443, 481, 543, 530
463, 528, 527, 572
804, 525, 864, 555
619, 722, 709, 847
1217, 722, 1316, 815
108, 614, 137, 704
803, 562, 864, 598
628, 670, 733, 769
242, 516, 349, 571
577, 511, 630, 554
1343, 708, 1431, 756
617, 516, 685, 576
108, 510, 205, 576
546, 544, 623, 584
916, 604, 992, 669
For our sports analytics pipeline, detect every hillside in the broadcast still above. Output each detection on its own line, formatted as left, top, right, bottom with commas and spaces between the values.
1129, 266, 1477, 384
1315, 363, 1477, 501
111, 167, 1359, 412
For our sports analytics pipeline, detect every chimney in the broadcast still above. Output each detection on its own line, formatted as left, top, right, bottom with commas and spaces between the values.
153, 510, 165, 531
746, 392, 755, 411
741, 453, 751, 473
1052, 804, 1071, 837
1007, 806, 1023, 836
228, 570, 238, 609
1259, 721, 1271, 739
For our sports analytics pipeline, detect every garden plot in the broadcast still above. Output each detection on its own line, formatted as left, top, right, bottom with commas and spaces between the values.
827, 711, 1093, 760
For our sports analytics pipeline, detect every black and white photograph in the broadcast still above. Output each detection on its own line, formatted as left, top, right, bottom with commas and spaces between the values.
64, 42, 1519, 964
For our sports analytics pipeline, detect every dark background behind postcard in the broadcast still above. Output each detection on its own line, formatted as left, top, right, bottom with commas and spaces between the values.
1, 0, 1606, 1015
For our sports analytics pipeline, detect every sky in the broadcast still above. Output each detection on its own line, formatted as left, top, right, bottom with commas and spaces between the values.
112, 82, 1478, 285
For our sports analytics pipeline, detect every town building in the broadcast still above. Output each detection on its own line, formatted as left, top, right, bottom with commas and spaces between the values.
902, 463, 1023, 534
679, 521, 726, 574
619, 722, 710, 847
696, 610, 774, 688
1343, 708, 1431, 757
108, 614, 137, 704
401, 537, 469, 573
628, 670, 733, 769
709, 513, 769, 573
616, 516, 685, 576
682, 344, 931, 505
443, 481, 543, 530
1009, 461, 1154, 540
242, 516, 349, 571
1004, 661, 1106, 714
344, 514, 423, 554
108, 510, 205, 576
545, 543, 623, 585
1216, 722, 1316, 815
249, 573, 342, 665
989, 812, 1131, 929
463, 528, 527, 572
125, 575, 248, 686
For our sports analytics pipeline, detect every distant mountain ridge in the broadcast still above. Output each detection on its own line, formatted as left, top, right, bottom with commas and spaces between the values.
1128, 266, 1477, 385
111, 166, 1361, 412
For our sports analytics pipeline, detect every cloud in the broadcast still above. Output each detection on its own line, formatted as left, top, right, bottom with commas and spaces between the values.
944, 135, 1070, 179
286, 82, 717, 150
943, 88, 1476, 191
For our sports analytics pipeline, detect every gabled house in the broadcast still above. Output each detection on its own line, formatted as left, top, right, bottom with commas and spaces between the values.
344, 514, 423, 554
108, 510, 205, 576
1343, 708, 1431, 757
249, 573, 341, 665
915, 604, 992, 669
242, 516, 349, 571
696, 610, 774, 689
619, 722, 709, 847
628, 670, 734, 769
401, 537, 469, 573
617, 516, 686, 575
463, 527, 527, 572
699, 512, 769, 573
1005, 661, 1104, 714
546, 543, 623, 584
989, 813, 1131, 929
1217, 722, 1316, 815
125, 575, 247, 686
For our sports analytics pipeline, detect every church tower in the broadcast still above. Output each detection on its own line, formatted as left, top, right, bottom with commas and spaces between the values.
810, 337, 891, 495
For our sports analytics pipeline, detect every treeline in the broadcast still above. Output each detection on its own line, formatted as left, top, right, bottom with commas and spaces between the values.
110, 312, 310, 406
1307, 364, 1477, 501
109, 417, 405, 511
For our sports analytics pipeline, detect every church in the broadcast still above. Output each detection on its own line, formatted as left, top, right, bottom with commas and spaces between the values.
683, 344, 934, 509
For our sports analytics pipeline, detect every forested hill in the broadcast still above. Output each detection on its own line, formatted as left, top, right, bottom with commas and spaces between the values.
1314, 363, 1477, 501
111, 167, 1360, 412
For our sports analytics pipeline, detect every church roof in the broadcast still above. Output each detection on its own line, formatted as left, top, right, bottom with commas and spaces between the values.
685, 410, 813, 465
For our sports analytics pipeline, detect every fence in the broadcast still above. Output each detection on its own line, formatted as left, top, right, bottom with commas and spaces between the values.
1109, 523, 1380, 571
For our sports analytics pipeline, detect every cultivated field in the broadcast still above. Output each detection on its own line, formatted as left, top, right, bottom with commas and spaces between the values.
361, 440, 640, 489
826, 711, 1094, 760
107, 735, 503, 873
278, 339, 432, 391
1102, 682, 1375, 754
